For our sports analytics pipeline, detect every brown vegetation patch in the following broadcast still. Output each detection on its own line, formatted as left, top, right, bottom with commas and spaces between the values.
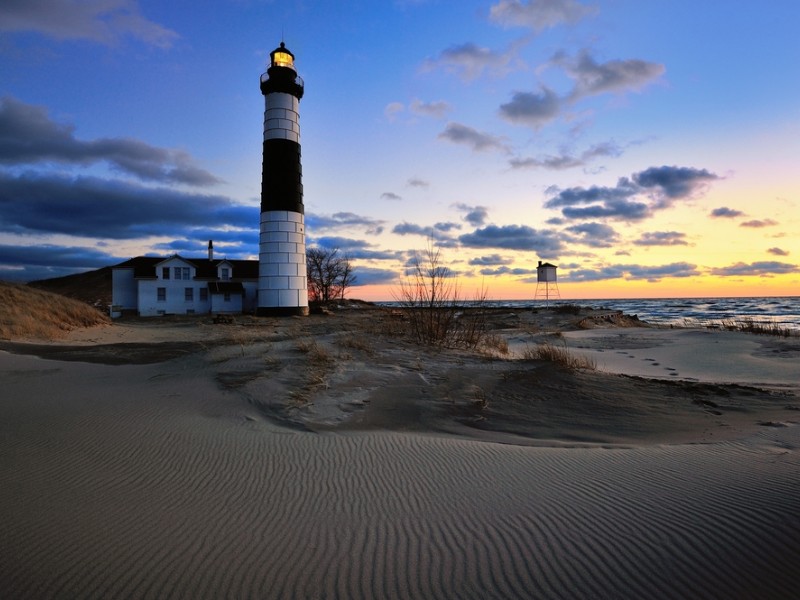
0, 281, 110, 340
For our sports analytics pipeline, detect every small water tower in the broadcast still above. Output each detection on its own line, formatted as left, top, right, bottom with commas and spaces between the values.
534, 260, 560, 304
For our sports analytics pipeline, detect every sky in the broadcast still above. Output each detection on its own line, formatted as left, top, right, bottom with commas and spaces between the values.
1, 0, 798, 301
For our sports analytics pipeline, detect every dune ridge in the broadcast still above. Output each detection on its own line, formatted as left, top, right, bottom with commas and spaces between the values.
2, 350, 799, 599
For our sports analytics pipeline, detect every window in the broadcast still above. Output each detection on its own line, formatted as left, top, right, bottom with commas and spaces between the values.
199, 288, 208, 302
183, 267, 190, 280
223, 292, 231, 302
221, 267, 230, 281
185, 287, 193, 302
157, 287, 166, 302
174, 267, 191, 280
162, 267, 170, 279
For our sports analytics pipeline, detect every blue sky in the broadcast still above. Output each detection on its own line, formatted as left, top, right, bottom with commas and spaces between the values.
1, 0, 798, 299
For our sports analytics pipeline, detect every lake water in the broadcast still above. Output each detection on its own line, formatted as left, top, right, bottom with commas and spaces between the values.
380, 297, 800, 332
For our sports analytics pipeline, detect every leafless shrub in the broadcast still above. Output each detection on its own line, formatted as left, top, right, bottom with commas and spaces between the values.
393, 241, 490, 349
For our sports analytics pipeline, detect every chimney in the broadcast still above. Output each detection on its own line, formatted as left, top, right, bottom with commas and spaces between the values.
208, 240, 214, 260
538, 260, 542, 267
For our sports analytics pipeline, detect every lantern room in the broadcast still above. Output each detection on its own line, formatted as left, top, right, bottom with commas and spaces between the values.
262, 42, 304, 98
270, 42, 295, 71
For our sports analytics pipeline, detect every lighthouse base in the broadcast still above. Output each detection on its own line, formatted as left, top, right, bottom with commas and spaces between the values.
257, 210, 308, 318
256, 306, 309, 317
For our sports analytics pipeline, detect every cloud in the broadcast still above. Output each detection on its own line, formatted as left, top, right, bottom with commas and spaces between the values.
384, 102, 405, 121
438, 122, 509, 153
0, 97, 220, 186
459, 224, 563, 253
407, 178, 429, 188
632, 165, 718, 204
308, 236, 370, 251
392, 221, 457, 244
710, 206, 744, 218
306, 236, 402, 262
563, 198, 651, 220
633, 231, 689, 246
545, 179, 639, 208
0, 0, 179, 48
498, 87, 561, 128
350, 266, 399, 287
421, 42, 518, 81
305, 212, 386, 235
566, 262, 700, 282
489, 0, 597, 32
740, 219, 778, 228
410, 99, 452, 119
381, 192, 402, 201
709, 261, 799, 277
555, 50, 665, 100
0, 242, 124, 281
767, 247, 789, 256
0, 171, 254, 239
454, 203, 489, 226
434, 221, 461, 232
468, 254, 509, 266
545, 165, 719, 221
509, 140, 623, 170
153, 237, 253, 256
565, 222, 618, 247
158, 228, 258, 252
478, 265, 538, 276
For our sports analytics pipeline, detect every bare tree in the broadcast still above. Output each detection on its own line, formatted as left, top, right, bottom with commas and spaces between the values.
306, 247, 356, 303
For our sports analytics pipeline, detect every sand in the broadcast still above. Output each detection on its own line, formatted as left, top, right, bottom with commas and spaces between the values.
1, 306, 799, 599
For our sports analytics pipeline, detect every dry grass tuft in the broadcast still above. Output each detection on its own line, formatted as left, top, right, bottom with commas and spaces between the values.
478, 333, 509, 356
0, 281, 110, 340
336, 334, 373, 354
521, 341, 596, 371
714, 317, 797, 338
296, 338, 332, 365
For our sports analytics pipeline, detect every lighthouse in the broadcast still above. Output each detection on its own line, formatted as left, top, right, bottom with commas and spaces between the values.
257, 42, 309, 316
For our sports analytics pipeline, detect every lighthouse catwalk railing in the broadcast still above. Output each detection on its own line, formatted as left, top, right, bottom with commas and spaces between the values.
257, 42, 309, 316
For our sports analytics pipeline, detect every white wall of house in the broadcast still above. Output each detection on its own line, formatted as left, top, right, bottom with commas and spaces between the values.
137, 257, 204, 317
211, 292, 243, 314
111, 268, 137, 310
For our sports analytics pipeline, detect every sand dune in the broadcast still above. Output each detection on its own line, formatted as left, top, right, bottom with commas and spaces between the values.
2, 309, 799, 598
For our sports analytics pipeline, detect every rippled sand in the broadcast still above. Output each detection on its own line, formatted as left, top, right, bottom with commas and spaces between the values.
2, 308, 799, 599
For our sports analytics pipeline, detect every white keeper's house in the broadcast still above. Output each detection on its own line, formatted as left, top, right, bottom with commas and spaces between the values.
111, 244, 258, 317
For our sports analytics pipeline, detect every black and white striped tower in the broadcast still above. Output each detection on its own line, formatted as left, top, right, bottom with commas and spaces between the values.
257, 42, 308, 316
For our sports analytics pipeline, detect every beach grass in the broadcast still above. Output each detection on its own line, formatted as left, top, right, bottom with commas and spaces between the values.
707, 317, 797, 337
521, 340, 597, 371
0, 280, 110, 340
